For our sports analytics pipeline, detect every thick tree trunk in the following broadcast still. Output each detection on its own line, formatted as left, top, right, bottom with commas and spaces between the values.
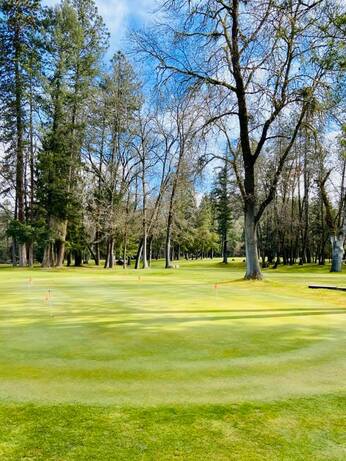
244, 205, 262, 280
330, 235, 344, 272
18, 244, 27, 267
74, 250, 82, 267
42, 242, 55, 268
27, 243, 34, 267
319, 171, 345, 273
42, 218, 67, 268
56, 241, 65, 268
55, 219, 67, 267
104, 237, 114, 269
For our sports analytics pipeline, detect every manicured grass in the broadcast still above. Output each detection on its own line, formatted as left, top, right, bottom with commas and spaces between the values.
0, 259, 345, 459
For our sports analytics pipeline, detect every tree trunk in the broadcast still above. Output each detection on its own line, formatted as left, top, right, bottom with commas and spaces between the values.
18, 244, 27, 267
148, 235, 153, 267
88, 244, 97, 266
244, 205, 262, 280
123, 241, 127, 269
27, 242, 34, 267
28, 62, 35, 270
142, 233, 149, 269
222, 235, 228, 264
42, 242, 55, 268
74, 250, 82, 267
55, 219, 67, 267
94, 231, 100, 266
42, 217, 67, 268
104, 237, 114, 269
330, 235, 344, 272
141, 164, 149, 269
14, 22, 27, 267
165, 209, 173, 269
135, 239, 143, 269
11, 239, 17, 266
165, 231, 173, 268
56, 240, 65, 268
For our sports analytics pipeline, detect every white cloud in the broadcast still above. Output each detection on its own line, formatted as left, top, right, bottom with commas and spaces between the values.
97, 0, 129, 50
42, 0, 158, 51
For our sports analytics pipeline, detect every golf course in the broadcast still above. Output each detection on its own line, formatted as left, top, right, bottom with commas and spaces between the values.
0, 260, 345, 460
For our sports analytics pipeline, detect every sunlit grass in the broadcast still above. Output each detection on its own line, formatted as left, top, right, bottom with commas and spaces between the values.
0, 259, 345, 459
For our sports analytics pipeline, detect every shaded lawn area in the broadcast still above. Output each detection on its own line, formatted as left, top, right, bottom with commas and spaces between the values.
0, 259, 345, 459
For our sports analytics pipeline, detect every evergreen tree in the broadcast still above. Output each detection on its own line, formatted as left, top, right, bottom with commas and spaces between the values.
0, 0, 42, 265
211, 162, 232, 264
37, 0, 108, 267
194, 194, 219, 259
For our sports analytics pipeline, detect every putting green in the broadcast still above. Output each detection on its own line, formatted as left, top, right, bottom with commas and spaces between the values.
0, 260, 345, 459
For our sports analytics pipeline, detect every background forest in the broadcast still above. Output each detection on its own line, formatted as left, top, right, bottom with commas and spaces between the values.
0, 0, 345, 278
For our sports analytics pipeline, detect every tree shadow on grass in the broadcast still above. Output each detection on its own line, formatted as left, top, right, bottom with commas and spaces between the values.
133, 307, 346, 314
34, 308, 346, 329
1, 306, 345, 330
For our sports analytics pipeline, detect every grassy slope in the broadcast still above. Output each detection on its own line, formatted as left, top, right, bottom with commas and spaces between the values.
0, 260, 345, 460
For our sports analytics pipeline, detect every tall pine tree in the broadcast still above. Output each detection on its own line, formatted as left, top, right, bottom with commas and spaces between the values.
37, 0, 108, 267
212, 162, 232, 264
0, 0, 42, 265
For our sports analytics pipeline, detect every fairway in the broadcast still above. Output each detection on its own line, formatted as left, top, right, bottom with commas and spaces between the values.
0, 260, 345, 460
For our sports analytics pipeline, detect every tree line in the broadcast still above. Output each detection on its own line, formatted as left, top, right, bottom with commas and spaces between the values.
0, 0, 345, 278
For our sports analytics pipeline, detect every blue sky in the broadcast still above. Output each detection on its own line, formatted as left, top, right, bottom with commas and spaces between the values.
42, 0, 158, 53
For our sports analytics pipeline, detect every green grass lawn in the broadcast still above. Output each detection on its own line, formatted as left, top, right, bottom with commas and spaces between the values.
0, 259, 345, 460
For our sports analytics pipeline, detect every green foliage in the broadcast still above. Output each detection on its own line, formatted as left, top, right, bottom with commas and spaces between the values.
0, 0, 42, 147
36, 0, 109, 255
194, 195, 219, 254
6, 219, 35, 244
37, 134, 74, 221
67, 219, 88, 254
211, 162, 233, 249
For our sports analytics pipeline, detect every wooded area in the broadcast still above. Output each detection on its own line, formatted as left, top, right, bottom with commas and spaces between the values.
0, 0, 345, 279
